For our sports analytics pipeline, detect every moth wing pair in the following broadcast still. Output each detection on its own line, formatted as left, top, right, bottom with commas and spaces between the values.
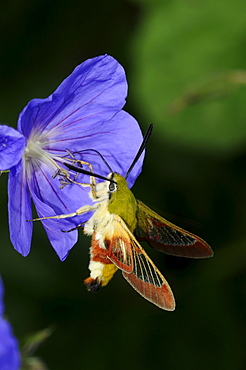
105, 201, 213, 310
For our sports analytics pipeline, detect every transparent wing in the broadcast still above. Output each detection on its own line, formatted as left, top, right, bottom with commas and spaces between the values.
136, 200, 213, 259
122, 240, 175, 311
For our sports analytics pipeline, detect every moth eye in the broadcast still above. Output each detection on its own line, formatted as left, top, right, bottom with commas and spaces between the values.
109, 182, 117, 192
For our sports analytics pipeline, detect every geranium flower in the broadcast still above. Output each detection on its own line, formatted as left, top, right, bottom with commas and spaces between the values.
0, 277, 21, 370
0, 55, 143, 260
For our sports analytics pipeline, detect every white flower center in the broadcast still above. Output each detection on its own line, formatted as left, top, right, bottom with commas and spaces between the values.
24, 136, 60, 178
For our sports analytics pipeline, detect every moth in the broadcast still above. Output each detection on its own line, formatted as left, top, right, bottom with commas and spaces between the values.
32, 125, 213, 311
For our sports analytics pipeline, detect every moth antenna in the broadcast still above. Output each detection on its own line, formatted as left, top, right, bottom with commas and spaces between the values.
63, 162, 116, 184
75, 149, 113, 173
125, 124, 153, 180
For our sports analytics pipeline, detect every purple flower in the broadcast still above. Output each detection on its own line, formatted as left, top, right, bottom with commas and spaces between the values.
0, 125, 25, 171
0, 277, 21, 370
0, 55, 143, 260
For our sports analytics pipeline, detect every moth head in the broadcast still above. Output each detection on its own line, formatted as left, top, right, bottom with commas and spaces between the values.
107, 172, 129, 200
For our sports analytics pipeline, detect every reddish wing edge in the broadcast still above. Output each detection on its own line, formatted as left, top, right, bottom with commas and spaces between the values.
136, 200, 213, 259
122, 244, 175, 311
107, 215, 175, 311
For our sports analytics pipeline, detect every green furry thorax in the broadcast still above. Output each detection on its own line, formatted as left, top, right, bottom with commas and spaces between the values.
108, 173, 137, 232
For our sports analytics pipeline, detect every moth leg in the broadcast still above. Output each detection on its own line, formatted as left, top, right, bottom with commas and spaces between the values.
61, 223, 85, 233
27, 204, 97, 222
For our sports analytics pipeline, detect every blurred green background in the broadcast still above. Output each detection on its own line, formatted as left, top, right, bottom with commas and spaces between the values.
1, 0, 246, 369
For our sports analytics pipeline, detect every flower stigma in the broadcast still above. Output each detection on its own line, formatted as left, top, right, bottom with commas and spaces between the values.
24, 134, 66, 180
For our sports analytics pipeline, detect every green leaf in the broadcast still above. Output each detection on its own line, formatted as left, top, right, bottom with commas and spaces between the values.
131, 0, 246, 152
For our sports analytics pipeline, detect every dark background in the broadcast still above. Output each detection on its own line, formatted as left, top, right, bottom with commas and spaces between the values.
1, 0, 246, 369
